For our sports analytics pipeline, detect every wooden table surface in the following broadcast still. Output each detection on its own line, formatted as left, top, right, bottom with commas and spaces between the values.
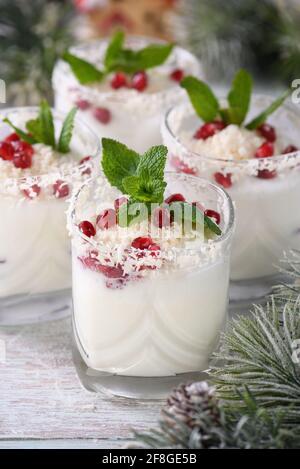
0, 318, 161, 449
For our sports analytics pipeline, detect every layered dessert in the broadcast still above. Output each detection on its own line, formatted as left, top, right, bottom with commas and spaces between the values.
53, 31, 202, 153
69, 139, 234, 383
162, 71, 300, 292
0, 103, 99, 320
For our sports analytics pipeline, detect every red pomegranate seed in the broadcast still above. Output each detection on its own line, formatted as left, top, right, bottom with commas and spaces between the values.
78, 220, 96, 238
79, 256, 123, 278
257, 123, 276, 142
79, 156, 92, 175
171, 156, 197, 175
5, 133, 20, 143
96, 209, 117, 230
165, 193, 186, 204
13, 151, 32, 169
114, 197, 128, 211
53, 180, 70, 198
22, 184, 41, 199
75, 99, 91, 110
0, 141, 14, 161
152, 207, 171, 228
255, 142, 274, 158
170, 69, 184, 82
132, 71, 148, 92
205, 209, 221, 225
257, 169, 277, 179
13, 140, 34, 157
131, 236, 154, 250
283, 145, 299, 154
214, 172, 232, 189
110, 72, 127, 89
194, 121, 226, 140
93, 107, 111, 124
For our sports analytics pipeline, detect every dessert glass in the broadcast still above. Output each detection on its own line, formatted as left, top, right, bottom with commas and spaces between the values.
0, 107, 100, 325
69, 172, 234, 398
53, 37, 202, 153
162, 95, 300, 306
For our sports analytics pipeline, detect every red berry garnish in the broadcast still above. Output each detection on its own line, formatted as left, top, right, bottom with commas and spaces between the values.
131, 236, 154, 250
13, 140, 34, 157
257, 123, 276, 142
79, 220, 96, 238
79, 156, 92, 175
205, 209, 221, 225
255, 142, 274, 158
171, 156, 197, 175
0, 142, 14, 161
194, 121, 226, 140
283, 145, 299, 154
96, 209, 117, 230
110, 72, 127, 89
79, 256, 123, 278
170, 69, 184, 82
13, 152, 32, 169
165, 193, 186, 204
93, 107, 111, 124
53, 180, 70, 198
214, 172, 232, 189
152, 207, 171, 228
114, 197, 128, 211
5, 133, 20, 143
22, 184, 41, 199
257, 169, 277, 179
75, 99, 91, 110
132, 71, 148, 92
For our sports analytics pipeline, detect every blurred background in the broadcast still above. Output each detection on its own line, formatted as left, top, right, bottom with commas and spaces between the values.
0, 0, 300, 105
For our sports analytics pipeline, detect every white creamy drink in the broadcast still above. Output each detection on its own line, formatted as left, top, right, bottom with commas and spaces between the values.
0, 105, 99, 324
69, 139, 234, 396
53, 32, 202, 153
162, 72, 300, 302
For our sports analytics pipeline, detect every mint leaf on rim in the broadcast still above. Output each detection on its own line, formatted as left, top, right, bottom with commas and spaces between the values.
180, 76, 219, 123
227, 69, 253, 125
104, 30, 125, 70
57, 107, 77, 153
39, 100, 56, 148
246, 90, 290, 130
62, 51, 105, 84
3, 118, 37, 144
26, 118, 43, 142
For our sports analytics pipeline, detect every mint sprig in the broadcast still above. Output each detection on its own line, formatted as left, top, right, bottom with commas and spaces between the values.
63, 31, 174, 85
181, 70, 289, 128
3, 100, 77, 154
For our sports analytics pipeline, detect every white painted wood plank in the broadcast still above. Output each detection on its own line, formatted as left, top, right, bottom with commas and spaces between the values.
0, 439, 127, 449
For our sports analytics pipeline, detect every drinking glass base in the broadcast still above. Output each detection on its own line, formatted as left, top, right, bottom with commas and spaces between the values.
0, 289, 72, 326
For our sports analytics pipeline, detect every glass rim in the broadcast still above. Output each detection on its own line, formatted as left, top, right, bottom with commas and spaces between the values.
70, 171, 235, 252
0, 106, 101, 183
164, 93, 300, 166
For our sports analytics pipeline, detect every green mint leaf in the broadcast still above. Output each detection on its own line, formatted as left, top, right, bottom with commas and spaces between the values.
122, 174, 166, 203
227, 69, 253, 125
104, 30, 125, 70
101, 138, 140, 192
137, 145, 168, 180
26, 118, 43, 142
3, 118, 37, 144
39, 100, 56, 148
246, 90, 290, 130
62, 51, 104, 84
181, 76, 219, 122
57, 107, 77, 153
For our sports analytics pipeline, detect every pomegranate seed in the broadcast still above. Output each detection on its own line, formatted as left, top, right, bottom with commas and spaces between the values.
96, 209, 117, 230
205, 209, 221, 225
22, 184, 41, 199
283, 145, 299, 154
257, 169, 277, 179
214, 172, 232, 189
93, 107, 111, 124
79, 156, 92, 175
53, 180, 70, 198
78, 220, 96, 238
132, 71, 148, 92
110, 72, 127, 89
165, 193, 186, 204
13, 152, 32, 169
257, 123, 276, 142
170, 69, 184, 82
114, 197, 128, 211
194, 121, 226, 140
152, 207, 171, 228
79, 256, 123, 278
75, 99, 91, 110
131, 237, 154, 250
171, 156, 197, 175
255, 142, 274, 158
5, 133, 20, 143
192, 201, 205, 212
13, 140, 34, 157
0, 142, 14, 161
